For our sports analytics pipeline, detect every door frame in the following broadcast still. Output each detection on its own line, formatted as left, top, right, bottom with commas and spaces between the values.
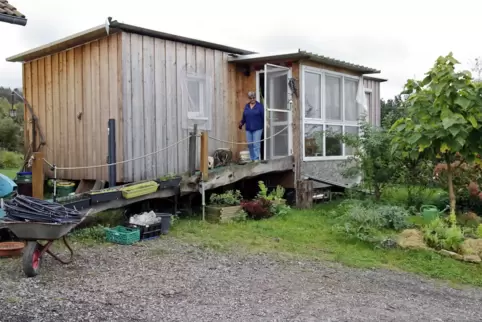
256, 64, 293, 160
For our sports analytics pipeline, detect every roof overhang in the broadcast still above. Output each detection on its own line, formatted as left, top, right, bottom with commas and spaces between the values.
0, 11, 26, 26
7, 18, 255, 63
228, 49, 381, 74
7, 25, 113, 62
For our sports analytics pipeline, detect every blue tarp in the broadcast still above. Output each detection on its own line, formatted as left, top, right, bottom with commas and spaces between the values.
0, 173, 16, 198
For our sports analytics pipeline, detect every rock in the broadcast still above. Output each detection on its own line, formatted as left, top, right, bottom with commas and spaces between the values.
463, 254, 482, 263
438, 249, 463, 260
461, 239, 482, 256
397, 229, 428, 250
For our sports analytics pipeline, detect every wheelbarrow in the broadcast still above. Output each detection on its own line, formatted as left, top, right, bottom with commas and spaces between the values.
1, 215, 88, 277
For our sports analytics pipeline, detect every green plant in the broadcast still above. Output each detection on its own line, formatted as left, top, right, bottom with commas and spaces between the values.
70, 225, 106, 244
158, 173, 179, 181
340, 121, 398, 201
422, 218, 464, 252
209, 190, 242, 206
391, 52, 482, 218
271, 203, 291, 217
377, 205, 412, 230
477, 224, 482, 238
257, 181, 285, 201
0, 150, 23, 169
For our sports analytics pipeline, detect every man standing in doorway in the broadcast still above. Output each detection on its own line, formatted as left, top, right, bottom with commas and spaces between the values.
239, 91, 264, 162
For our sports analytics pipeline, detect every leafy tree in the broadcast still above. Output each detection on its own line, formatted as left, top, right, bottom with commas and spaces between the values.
390, 53, 482, 221
341, 121, 397, 201
381, 95, 406, 129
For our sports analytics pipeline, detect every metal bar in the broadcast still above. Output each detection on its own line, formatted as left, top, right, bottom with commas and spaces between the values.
108, 119, 117, 187
45, 236, 74, 264
188, 124, 197, 175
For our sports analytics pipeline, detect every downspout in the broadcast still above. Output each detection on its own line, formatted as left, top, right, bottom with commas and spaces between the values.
0, 13, 27, 26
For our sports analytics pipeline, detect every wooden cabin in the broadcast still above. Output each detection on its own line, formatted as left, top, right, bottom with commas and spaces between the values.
7, 19, 386, 190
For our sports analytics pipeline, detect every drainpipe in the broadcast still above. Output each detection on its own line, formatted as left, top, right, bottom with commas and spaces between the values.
0, 13, 27, 26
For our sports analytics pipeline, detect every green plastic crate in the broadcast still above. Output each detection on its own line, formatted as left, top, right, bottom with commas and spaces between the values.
105, 226, 140, 245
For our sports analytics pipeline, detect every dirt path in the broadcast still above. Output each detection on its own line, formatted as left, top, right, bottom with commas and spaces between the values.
0, 239, 481, 322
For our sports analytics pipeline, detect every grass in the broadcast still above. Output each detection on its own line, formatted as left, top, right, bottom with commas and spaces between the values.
170, 202, 482, 287
0, 168, 18, 179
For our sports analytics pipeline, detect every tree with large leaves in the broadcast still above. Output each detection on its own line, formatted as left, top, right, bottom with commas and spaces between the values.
391, 53, 482, 222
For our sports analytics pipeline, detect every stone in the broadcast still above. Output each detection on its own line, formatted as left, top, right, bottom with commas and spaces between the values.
462, 254, 482, 263
397, 229, 428, 250
438, 249, 463, 261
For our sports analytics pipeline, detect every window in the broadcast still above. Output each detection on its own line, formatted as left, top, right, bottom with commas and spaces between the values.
187, 76, 206, 120
302, 66, 365, 160
365, 91, 372, 125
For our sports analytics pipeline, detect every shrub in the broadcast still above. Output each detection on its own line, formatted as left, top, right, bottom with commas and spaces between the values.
337, 202, 411, 242
0, 150, 23, 169
458, 212, 481, 228
378, 205, 411, 230
241, 198, 273, 220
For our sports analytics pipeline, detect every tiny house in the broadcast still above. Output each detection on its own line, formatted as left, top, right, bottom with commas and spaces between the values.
7, 18, 386, 188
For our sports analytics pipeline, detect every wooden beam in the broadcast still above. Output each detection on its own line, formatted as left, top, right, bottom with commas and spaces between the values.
32, 151, 44, 199
200, 131, 208, 181
296, 179, 313, 209
183, 156, 293, 192
81, 188, 178, 216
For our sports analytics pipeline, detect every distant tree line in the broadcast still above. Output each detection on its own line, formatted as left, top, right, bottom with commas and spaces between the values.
0, 87, 25, 153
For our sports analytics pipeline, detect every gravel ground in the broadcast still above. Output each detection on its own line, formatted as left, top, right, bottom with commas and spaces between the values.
1, 238, 482, 322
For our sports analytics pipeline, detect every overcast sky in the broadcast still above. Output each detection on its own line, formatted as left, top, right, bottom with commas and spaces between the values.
1, 0, 481, 99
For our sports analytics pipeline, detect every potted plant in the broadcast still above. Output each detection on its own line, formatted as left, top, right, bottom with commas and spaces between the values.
206, 190, 244, 223
257, 181, 286, 205
241, 198, 274, 220
156, 173, 182, 189
87, 187, 122, 204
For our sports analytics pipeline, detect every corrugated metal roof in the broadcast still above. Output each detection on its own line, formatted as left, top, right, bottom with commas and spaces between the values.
0, 0, 27, 26
228, 49, 380, 74
7, 18, 255, 63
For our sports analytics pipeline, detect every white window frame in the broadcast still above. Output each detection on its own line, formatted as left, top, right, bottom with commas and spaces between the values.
301, 65, 368, 161
186, 74, 208, 121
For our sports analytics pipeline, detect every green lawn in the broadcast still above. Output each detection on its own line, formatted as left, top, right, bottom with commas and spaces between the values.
0, 169, 17, 179
171, 202, 482, 287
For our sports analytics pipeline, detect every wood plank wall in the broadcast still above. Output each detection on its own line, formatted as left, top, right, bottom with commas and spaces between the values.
363, 78, 381, 126
22, 33, 124, 182
121, 32, 236, 182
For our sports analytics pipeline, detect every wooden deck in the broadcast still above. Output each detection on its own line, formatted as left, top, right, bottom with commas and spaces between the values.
82, 156, 294, 216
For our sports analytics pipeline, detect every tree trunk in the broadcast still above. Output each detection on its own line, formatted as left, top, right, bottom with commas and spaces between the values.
374, 185, 381, 201
446, 160, 457, 224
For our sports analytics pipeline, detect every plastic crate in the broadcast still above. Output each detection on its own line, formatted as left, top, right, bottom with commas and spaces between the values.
104, 226, 140, 245
128, 222, 162, 241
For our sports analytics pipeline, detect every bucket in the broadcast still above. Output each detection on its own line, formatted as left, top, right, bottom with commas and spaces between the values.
239, 150, 250, 162
15, 171, 32, 183
56, 181, 76, 197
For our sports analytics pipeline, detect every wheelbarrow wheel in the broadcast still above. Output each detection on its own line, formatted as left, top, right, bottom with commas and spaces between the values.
22, 241, 42, 277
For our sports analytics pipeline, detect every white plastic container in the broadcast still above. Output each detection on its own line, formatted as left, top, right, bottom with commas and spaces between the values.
239, 150, 250, 162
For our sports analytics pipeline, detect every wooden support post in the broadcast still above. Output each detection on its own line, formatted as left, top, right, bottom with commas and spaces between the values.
32, 151, 44, 199
108, 119, 117, 187
296, 179, 313, 209
200, 131, 208, 181
189, 124, 198, 176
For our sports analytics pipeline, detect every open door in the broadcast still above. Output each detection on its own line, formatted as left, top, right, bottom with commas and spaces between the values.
263, 63, 292, 160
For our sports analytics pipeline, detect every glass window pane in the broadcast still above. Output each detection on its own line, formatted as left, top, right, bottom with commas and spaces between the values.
304, 72, 321, 118
344, 126, 359, 156
304, 124, 324, 157
325, 75, 342, 120
325, 125, 342, 156
344, 79, 358, 121
187, 80, 200, 113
